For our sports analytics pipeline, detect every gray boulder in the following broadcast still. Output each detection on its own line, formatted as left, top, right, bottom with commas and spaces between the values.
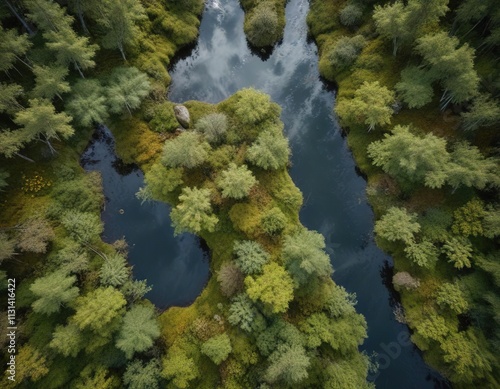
174, 105, 190, 128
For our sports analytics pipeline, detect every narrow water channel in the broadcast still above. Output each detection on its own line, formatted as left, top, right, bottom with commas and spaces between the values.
168, 0, 450, 387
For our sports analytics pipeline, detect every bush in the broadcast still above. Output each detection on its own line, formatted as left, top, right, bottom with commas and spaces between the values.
217, 163, 256, 199
261, 207, 287, 235
161, 132, 210, 169
17, 217, 55, 254
196, 113, 228, 144
339, 4, 363, 26
328, 35, 366, 70
244, 2, 280, 47
147, 102, 178, 133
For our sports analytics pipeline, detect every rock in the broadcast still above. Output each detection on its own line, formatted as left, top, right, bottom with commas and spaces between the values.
174, 105, 190, 128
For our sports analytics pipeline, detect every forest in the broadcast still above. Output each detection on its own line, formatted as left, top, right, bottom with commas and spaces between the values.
0, 0, 499, 388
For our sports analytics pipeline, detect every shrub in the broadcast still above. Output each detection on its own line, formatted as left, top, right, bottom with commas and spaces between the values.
148, 102, 178, 133
217, 163, 256, 199
339, 3, 363, 26
196, 113, 228, 144
261, 207, 287, 235
17, 217, 55, 254
161, 132, 210, 169
233, 240, 270, 275
244, 2, 280, 47
328, 35, 366, 70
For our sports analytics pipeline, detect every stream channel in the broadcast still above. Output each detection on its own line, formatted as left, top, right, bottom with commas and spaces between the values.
82, 0, 451, 387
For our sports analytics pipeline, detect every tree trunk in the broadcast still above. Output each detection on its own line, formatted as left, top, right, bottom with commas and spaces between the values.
3, 0, 35, 36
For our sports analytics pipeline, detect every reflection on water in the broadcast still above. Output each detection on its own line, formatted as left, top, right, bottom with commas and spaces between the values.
81, 126, 210, 310
169, 0, 450, 387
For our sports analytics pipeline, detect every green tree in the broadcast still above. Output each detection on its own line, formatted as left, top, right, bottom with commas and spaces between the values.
415, 32, 479, 107
107, 67, 150, 114
121, 279, 152, 302
442, 237, 473, 269
375, 207, 420, 244
14, 345, 49, 383
233, 240, 270, 275
247, 129, 290, 170
217, 163, 256, 199
232, 88, 277, 125
373, 1, 411, 56
367, 125, 449, 188
170, 187, 218, 235
137, 164, 183, 203
162, 347, 199, 388
0, 83, 24, 114
14, 98, 74, 153
31, 65, 70, 100
395, 66, 434, 108
66, 79, 108, 127
201, 333, 232, 365
17, 217, 55, 254
50, 323, 83, 357
244, 2, 280, 47
414, 313, 449, 343
245, 262, 294, 314
436, 282, 469, 314
335, 81, 395, 131
339, 4, 363, 27
0, 232, 16, 263
404, 240, 438, 268
328, 35, 366, 70
261, 207, 287, 235
98, 0, 147, 60
217, 262, 243, 297
72, 365, 120, 389
30, 270, 79, 315
483, 207, 500, 239
283, 228, 333, 286
123, 359, 161, 389
72, 287, 126, 332
61, 210, 104, 243
116, 305, 160, 359
196, 112, 228, 144
265, 344, 310, 385
451, 199, 485, 237
461, 94, 500, 131
228, 293, 264, 333
161, 132, 210, 169
0, 26, 31, 73
100, 254, 130, 287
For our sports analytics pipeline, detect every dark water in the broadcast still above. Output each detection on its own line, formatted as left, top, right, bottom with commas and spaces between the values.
81, 127, 210, 310
169, 0, 450, 387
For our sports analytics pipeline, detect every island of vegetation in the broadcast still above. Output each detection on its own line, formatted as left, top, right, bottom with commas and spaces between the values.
0, 0, 374, 388
307, 0, 500, 387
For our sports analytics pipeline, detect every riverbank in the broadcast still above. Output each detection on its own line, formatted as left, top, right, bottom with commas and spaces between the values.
306, 0, 499, 387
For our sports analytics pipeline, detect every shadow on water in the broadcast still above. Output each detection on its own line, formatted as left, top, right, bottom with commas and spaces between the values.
80, 126, 210, 311
168, 0, 451, 387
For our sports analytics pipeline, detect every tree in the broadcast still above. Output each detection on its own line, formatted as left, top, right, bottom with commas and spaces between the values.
162, 347, 199, 388
31, 65, 70, 100
335, 81, 395, 131
228, 293, 264, 333
72, 287, 126, 332
245, 262, 294, 313
50, 323, 84, 357
265, 344, 310, 385
0, 129, 30, 159
451, 199, 485, 237
261, 207, 287, 235
61, 210, 104, 243
14, 345, 49, 383
373, 1, 411, 56
374, 207, 420, 244
415, 313, 449, 343
30, 270, 79, 315
17, 217, 55, 253
232, 88, 277, 125
367, 125, 450, 188
233, 240, 270, 275
282, 228, 332, 286
442, 237, 473, 269
137, 164, 183, 203
461, 94, 500, 131
196, 112, 228, 144
404, 240, 438, 268
72, 365, 120, 389
14, 98, 74, 152
201, 333, 232, 365
116, 305, 160, 359
415, 32, 479, 107
244, 2, 280, 47
66, 79, 108, 127
170, 187, 218, 235
100, 254, 130, 287
161, 132, 210, 169
339, 4, 363, 27
123, 359, 161, 389
483, 207, 500, 239
98, 0, 147, 60
395, 66, 434, 108
247, 129, 290, 170
0, 232, 16, 263
217, 163, 256, 199
121, 279, 152, 302
0, 26, 31, 73
328, 35, 366, 70
0, 83, 24, 114
217, 262, 243, 297
107, 67, 150, 114
436, 282, 469, 314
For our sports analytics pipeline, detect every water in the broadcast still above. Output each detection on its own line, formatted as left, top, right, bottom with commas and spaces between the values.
80, 126, 210, 310
168, 0, 450, 387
